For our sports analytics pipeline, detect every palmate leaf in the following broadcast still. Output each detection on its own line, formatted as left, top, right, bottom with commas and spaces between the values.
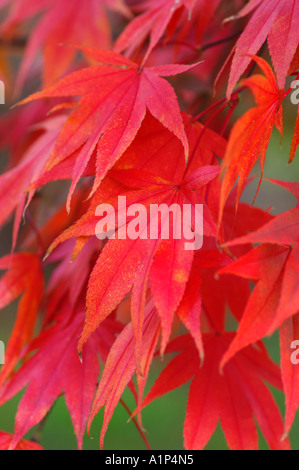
0, 253, 44, 388
88, 304, 160, 448
81, 164, 219, 356
19, 49, 201, 211
280, 313, 299, 437
41, 115, 225, 361
220, 208, 299, 367
219, 244, 290, 367
1, 0, 299, 452
219, 57, 284, 222
227, 0, 299, 96
0, 0, 130, 88
114, 0, 221, 64
0, 313, 121, 450
0, 115, 66, 249
143, 333, 290, 450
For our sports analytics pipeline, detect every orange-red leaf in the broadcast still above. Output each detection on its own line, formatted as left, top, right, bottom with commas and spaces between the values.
0, 253, 44, 388
220, 57, 283, 222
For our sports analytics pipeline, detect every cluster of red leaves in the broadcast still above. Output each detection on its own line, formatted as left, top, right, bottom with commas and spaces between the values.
0, 0, 298, 451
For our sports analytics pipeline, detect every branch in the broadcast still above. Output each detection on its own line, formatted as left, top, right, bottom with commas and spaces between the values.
0, 36, 27, 49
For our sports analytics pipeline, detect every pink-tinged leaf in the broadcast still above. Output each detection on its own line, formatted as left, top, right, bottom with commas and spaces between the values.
227, 0, 298, 97
19, 50, 201, 205
182, 165, 220, 192
0, 253, 44, 388
0, 116, 65, 246
267, 0, 299, 90
0, 315, 117, 450
1, 0, 130, 88
114, 0, 197, 65
88, 307, 160, 448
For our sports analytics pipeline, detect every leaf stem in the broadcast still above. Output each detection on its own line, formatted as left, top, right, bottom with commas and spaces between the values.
120, 398, 152, 451
201, 31, 243, 52
0, 36, 27, 48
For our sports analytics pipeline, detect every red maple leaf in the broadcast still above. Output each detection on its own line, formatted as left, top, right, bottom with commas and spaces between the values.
219, 57, 284, 221
143, 333, 290, 450
0, 253, 44, 388
20, 49, 201, 211
0, 431, 43, 450
219, 208, 299, 366
0, 313, 121, 450
0, 0, 130, 88
227, 0, 299, 96
43, 115, 224, 359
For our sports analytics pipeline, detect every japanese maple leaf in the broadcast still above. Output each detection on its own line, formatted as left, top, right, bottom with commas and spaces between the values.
267, 178, 299, 202
42, 238, 100, 327
268, 185, 299, 430
0, 431, 43, 451
43, 164, 217, 360
218, 244, 290, 367
40, 112, 225, 249
37, 113, 224, 358
88, 304, 160, 448
114, 0, 199, 64
0, 0, 130, 88
227, 0, 299, 97
219, 57, 284, 222
143, 333, 290, 450
81, 164, 219, 357
0, 100, 60, 164
290, 106, 299, 163
194, 182, 273, 339
0, 313, 121, 450
219, 208, 299, 366
0, 253, 44, 389
280, 313, 299, 437
20, 48, 200, 211
0, 115, 66, 249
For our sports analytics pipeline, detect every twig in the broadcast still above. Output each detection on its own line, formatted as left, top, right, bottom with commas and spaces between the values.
201, 31, 243, 52
0, 36, 27, 48
120, 398, 151, 451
